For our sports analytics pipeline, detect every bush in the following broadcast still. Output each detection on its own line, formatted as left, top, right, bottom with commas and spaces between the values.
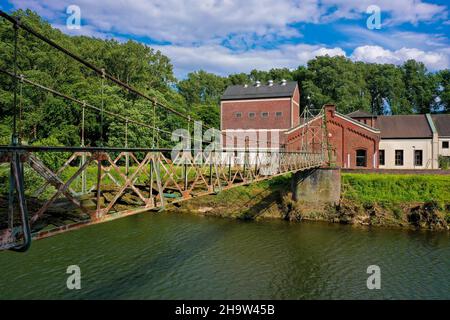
439, 156, 450, 170
32, 136, 71, 171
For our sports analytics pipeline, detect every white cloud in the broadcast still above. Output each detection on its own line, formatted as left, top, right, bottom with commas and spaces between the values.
351, 45, 449, 70
10, 0, 322, 45
320, 0, 447, 25
9, 0, 448, 46
152, 43, 346, 77
7, 0, 449, 76
155, 43, 448, 77
338, 25, 448, 51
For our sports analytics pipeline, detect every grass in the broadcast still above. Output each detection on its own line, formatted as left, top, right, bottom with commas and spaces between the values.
204, 173, 291, 203
342, 173, 450, 204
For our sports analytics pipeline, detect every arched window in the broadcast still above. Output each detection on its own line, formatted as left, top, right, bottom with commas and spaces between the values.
356, 149, 367, 167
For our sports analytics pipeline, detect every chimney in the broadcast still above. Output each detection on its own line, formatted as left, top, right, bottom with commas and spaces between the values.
281, 79, 287, 86
324, 104, 336, 117
255, 80, 261, 87
268, 80, 274, 86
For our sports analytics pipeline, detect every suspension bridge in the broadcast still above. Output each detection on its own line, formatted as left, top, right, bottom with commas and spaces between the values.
0, 10, 327, 252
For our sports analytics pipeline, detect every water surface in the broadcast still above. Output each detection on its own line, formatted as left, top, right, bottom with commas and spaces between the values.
0, 213, 448, 299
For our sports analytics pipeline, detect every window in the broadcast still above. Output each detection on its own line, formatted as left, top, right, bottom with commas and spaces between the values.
235, 112, 242, 118
356, 149, 367, 167
395, 150, 404, 166
248, 112, 255, 119
261, 112, 269, 118
379, 150, 385, 166
443, 141, 449, 149
275, 111, 283, 118
414, 150, 423, 166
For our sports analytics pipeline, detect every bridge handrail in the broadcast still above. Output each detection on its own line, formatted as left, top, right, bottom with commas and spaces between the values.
0, 145, 323, 155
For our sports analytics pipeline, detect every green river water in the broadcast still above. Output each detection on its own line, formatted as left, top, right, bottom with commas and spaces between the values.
0, 213, 449, 299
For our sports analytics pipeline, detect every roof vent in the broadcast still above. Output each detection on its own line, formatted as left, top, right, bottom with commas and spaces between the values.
244, 84, 248, 88
268, 80, 274, 86
255, 80, 261, 87
281, 79, 287, 86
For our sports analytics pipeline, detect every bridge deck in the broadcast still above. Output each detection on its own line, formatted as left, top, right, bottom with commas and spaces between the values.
0, 147, 324, 250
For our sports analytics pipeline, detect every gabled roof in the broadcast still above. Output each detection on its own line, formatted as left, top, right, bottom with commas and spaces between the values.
221, 81, 297, 101
377, 115, 432, 139
431, 114, 450, 137
347, 110, 375, 118
336, 112, 380, 133
285, 110, 380, 135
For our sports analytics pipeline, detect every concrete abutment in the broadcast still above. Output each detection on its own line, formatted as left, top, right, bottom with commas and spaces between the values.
291, 168, 341, 205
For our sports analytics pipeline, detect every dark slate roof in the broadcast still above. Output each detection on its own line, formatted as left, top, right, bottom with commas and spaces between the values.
221, 81, 297, 100
431, 114, 450, 137
337, 112, 380, 132
347, 110, 375, 118
376, 115, 432, 139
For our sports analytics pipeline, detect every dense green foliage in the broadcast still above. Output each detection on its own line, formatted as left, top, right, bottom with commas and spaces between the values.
0, 10, 448, 149
342, 173, 450, 203
439, 156, 450, 170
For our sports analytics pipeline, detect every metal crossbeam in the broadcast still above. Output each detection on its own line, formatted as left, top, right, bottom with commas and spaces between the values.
0, 147, 324, 251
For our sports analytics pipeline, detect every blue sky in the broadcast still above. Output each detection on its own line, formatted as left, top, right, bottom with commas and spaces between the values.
1, 0, 449, 78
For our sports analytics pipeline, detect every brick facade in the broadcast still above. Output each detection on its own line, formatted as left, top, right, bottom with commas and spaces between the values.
221, 85, 300, 131
352, 116, 377, 127
221, 98, 293, 130
220, 83, 380, 169
285, 105, 380, 169
220, 84, 300, 149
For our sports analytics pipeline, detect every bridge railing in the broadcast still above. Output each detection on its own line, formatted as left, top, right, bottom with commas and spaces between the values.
0, 145, 324, 250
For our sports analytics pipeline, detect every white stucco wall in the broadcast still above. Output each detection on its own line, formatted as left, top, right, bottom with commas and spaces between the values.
439, 138, 450, 157
379, 139, 434, 169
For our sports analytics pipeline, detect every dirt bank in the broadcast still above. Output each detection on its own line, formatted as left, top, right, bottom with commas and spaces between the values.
168, 174, 450, 231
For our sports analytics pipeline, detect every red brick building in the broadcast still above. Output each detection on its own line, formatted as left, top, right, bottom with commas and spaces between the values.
346, 110, 377, 127
220, 82, 380, 169
220, 80, 300, 150
285, 105, 380, 169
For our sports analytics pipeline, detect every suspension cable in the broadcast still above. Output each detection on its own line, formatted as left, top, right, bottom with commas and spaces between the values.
100, 68, 105, 146
0, 10, 268, 147
0, 68, 183, 141
11, 16, 19, 145
18, 74, 23, 141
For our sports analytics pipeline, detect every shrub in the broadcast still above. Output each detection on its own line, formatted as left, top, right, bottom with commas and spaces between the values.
439, 156, 450, 170
32, 136, 71, 171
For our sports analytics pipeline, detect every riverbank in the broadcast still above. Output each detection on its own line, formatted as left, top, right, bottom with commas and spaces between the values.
169, 173, 450, 231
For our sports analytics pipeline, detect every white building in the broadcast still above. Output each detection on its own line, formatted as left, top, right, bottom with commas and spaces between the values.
377, 114, 438, 169
432, 115, 450, 159
349, 112, 450, 170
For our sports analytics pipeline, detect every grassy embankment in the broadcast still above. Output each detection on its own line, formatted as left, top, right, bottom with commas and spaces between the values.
1, 161, 449, 230
174, 172, 450, 230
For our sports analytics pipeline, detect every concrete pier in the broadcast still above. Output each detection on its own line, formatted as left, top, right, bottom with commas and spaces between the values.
291, 168, 341, 205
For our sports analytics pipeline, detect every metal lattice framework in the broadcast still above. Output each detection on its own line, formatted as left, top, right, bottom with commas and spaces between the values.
0, 146, 324, 250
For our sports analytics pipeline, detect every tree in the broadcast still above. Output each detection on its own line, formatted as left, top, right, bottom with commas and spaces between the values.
437, 69, 450, 113
299, 56, 370, 114
364, 63, 408, 115
402, 60, 438, 114
177, 70, 228, 106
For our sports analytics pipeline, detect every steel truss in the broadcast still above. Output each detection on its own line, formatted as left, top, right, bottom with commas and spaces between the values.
0, 146, 324, 251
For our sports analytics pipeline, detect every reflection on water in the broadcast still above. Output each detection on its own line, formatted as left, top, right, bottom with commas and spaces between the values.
0, 213, 449, 299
